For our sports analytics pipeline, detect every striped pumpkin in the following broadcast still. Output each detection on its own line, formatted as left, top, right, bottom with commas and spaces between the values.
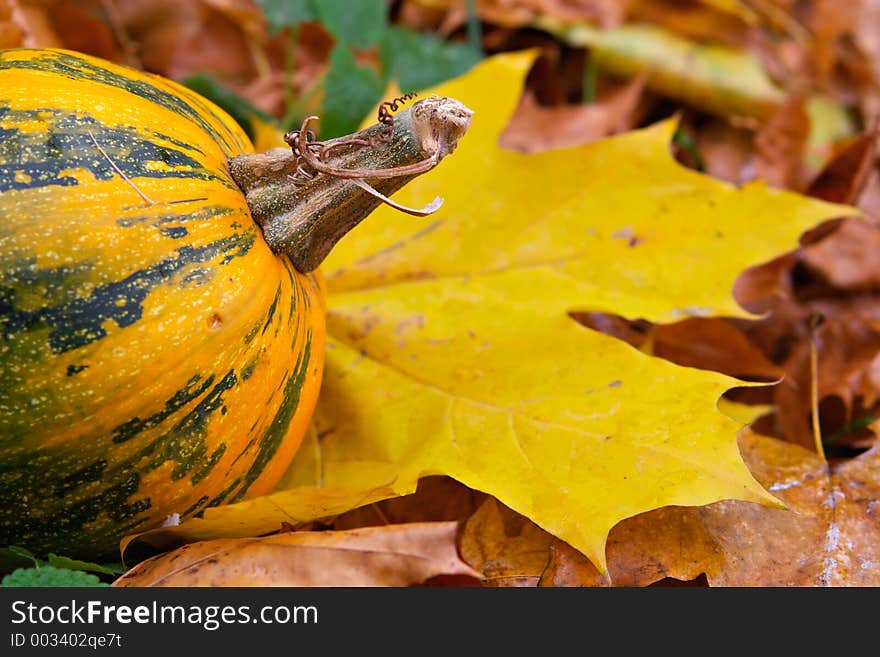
0, 49, 325, 559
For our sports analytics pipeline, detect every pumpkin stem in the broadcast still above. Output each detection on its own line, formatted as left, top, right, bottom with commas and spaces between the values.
227, 96, 473, 273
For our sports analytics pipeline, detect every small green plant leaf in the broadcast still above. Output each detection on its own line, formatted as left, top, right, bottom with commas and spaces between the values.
257, 0, 317, 35
0, 546, 42, 574
4, 546, 40, 565
321, 43, 384, 138
2, 566, 109, 587
380, 27, 482, 92
315, 0, 387, 49
47, 554, 126, 576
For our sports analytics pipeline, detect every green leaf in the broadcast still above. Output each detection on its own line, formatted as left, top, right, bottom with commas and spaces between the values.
258, 0, 317, 35
2, 566, 109, 587
47, 554, 126, 576
381, 27, 482, 92
4, 546, 40, 565
180, 73, 274, 142
315, 0, 387, 48
321, 44, 384, 138
0, 546, 42, 574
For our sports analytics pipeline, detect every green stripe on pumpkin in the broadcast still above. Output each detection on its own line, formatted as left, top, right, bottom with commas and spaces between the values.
111, 374, 217, 444
0, 105, 228, 193
0, 50, 242, 152
262, 284, 282, 335
0, 364, 243, 556
231, 332, 313, 502
116, 205, 235, 232
1, 230, 257, 354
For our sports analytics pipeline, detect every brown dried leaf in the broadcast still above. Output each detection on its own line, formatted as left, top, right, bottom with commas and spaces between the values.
604, 430, 880, 586
649, 317, 782, 382
2, 1, 127, 61
397, 1, 448, 33
850, 354, 880, 413
729, 218, 880, 450
772, 307, 880, 449
538, 539, 606, 586
4, 0, 61, 48
115, 522, 480, 587
459, 498, 556, 587
498, 75, 645, 153
573, 313, 782, 382
754, 96, 810, 191
808, 132, 879, 206
801, 216, 880, 291
203, 0, 264, 41
859, 167, 880, 224
50, 1, 120, 61
695, 118, 756, 185
855, 0, 880, 81
854, 0, 880, 118
806, 0, 861, 89
0, 0, 25, 49
114, 0, 262, 80
331, 476, 485, 531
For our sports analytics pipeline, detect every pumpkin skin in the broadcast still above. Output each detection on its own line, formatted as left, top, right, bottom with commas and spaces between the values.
0, 49, 326, 559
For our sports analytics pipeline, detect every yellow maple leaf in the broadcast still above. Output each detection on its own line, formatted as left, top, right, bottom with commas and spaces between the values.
125, 52, 851, 572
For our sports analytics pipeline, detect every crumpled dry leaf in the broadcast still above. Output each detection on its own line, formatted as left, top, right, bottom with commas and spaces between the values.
805, 0, 862, 93
801, 216, 880, 290
770, 304, 880, 450
458, 495, 611, 586
538, 538, 605, 586
126, 52, 851, 573
857, 167, 880, 220
113, 0, 264, 80
459, 495, 612, 586
1, 0, 120, 59
807, 131, 878, 205
571, 313, 782, 382
694, 117, 756, 184
2, 0, 60, 48
330, 476, 485, 531
854, 0, 880, 118
754, 96, 810, 191
114, 522, 479, 586
648, 317, 782, 381
0, 5, 24, 49
727, 212, 880, 449
603, 429, 880, 586
498, 74, 646, 153
460, 497, 559, 587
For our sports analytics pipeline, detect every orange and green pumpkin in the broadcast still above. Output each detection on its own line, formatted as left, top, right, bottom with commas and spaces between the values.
0, 48, 327, 559
0, 47, 470, 561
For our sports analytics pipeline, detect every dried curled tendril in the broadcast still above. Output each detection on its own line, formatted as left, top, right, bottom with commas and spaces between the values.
377, 92, 418, 136
282, 93, 443, 217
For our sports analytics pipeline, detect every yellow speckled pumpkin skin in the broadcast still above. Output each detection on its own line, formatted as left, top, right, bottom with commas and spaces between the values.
0, 49, 325, 559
